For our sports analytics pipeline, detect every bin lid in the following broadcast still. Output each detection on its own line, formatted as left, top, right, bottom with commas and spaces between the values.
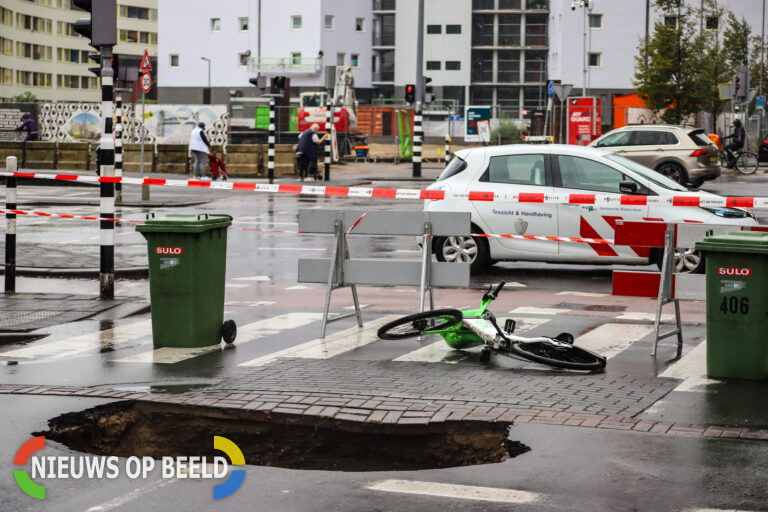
695, 230, 768, 254
136, 213, 232, 234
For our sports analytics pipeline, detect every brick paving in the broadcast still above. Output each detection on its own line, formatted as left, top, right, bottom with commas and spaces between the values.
2, 357, 767, 441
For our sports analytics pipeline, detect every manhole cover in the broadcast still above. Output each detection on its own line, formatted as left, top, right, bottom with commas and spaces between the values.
37, 401, 530, 472
0, 310, 61, 328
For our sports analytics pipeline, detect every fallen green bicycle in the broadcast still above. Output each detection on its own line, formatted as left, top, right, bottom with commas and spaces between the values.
377, 281, 606, 371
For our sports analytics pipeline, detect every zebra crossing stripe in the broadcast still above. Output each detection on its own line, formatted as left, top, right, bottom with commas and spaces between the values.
116, 313, 323, 365
1, 320, 152, 360
657, 340, 717, 392
238, 315, 398, 367
365, 480, 542, 504
573, 323, 654, 358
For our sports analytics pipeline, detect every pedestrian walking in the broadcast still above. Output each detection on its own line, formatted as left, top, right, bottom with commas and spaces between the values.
189, 122, 211, 180
15, 113, 38, 142
296, 123, 328, 181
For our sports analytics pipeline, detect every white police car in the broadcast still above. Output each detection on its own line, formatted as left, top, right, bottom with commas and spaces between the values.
424, 144, 758, 273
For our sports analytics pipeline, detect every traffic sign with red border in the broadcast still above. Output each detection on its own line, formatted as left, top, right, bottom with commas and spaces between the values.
140, 49, 152, 72
140, 72, 152, 93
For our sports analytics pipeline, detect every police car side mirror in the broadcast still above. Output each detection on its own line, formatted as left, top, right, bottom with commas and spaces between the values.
619, 181, 638, 194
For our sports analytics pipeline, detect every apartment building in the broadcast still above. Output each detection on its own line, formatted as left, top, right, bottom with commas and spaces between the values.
157, 0, 373, 104
0, 0, 158, 102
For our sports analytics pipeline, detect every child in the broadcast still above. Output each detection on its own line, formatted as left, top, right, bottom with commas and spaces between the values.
207, 151, 228, 181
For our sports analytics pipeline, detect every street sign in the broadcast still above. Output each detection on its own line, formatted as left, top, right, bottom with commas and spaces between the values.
757, 95, 766, 111
449, 114, 461, 121
547, 81, 555, 99
139, 49, 152, 72
553, 83, 573, 100
140, 71, 151, 93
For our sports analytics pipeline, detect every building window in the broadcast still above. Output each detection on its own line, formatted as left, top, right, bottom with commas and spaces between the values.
351, 53, 359, 67
0, 67, 13, 85
446, 24, 461, 34
16, 70, 52, 88
427, 24, 441, 34
445, 61, 461, 70
239, 17, 249, 31
119, 5, 155, 20
371, 54, 377, 72
589, 14, 602, 29
16, 42, 53, 61
665, 16, 677, 28
355, 17, 365, 32
210, 18, 221, 32
324, 15, 334, 30
0, 37, 13, 56
337, 52, 345, 65
588, 52, 601, 67
705, 16, 718, 30
238, 53, 249, 67
426, 60, 441, 70
292, 15, 302, 29
292, 52, 302, 65
56, 48, 91, 63
170, 54, 179, 67
1, 7, 13, 27
119, 30, 157, 45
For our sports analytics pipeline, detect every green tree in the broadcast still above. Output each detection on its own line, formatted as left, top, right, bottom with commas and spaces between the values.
634, 0, 707, 124
722, 12, 751, 70
697, 1, 731, 131
12, 91, 37, 102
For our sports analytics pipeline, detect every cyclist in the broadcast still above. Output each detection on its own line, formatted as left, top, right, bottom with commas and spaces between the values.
15, 113, 38, 142
722, 119, 745, 167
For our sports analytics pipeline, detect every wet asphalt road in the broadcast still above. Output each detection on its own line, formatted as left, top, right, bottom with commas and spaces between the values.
1, 174, 768, 511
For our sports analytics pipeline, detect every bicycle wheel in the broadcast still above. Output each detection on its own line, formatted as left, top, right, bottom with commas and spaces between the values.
377, 309, 463, 340
735, 152, 759, 175
510, 341, 606, 371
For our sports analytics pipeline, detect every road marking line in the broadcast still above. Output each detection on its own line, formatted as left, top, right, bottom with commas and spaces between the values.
225, 283, 250, 288
115, 313, 323, 365
508, 306, 565, 315
394, 316, 551, 363
238, 315, 397, 367
0, 320, 152, 359
233, 275, 271, 282
573, 323, 654, 358
85, 476, 178, 512
657, 340, 718, 392
365, 480, 542, 504
285, 285, 314, 290
556, 291, 609, 297
617, 312, 676, 321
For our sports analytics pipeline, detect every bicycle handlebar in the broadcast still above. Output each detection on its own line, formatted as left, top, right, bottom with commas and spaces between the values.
489, 281, 505, 300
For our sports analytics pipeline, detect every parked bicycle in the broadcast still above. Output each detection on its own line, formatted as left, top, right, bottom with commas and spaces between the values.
719, 149, 759, 175
377, 281, 606, 371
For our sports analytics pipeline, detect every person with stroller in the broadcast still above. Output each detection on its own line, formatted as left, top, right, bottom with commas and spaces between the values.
722, 119, 745, 168
15, 113, 38, 142
207, 150, 228, 181
296, 123, 327, 181
189, 122, 210, 180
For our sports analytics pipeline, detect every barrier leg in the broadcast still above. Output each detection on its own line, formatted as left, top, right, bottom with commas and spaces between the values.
418, 221, 432, 313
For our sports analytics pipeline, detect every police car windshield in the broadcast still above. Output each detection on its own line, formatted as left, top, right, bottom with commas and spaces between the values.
603, 154, 688, 191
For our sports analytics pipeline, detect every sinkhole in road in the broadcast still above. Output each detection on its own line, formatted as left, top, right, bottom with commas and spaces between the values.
37, 400, 530, 471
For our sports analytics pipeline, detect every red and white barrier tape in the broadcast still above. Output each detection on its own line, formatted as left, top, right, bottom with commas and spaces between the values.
2, 171, 767, 207
0, 207, 614, 244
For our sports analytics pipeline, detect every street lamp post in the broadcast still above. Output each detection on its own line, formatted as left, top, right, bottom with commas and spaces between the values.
201, 56, 211, 104
571, 0, 593, 97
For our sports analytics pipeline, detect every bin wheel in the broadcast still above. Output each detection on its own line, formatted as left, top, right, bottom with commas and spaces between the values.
221, 319, 237, 344
480, 348, 492, 363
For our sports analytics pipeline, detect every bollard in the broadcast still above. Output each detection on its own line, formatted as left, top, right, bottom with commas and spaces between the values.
412, 107, 422, 177
444, 134, 451, 165
99, 53, 116, 300
268, 98, 275, 184
114, 95, 123, 203
4, 156, 17, 294
324, 99, 331, 181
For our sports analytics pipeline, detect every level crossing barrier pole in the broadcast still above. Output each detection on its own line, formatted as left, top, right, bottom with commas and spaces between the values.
413, 107, 422, 177
114, 95, 123, 203
99, 45, 116, 300
324, 99, 331, 181
268, 98, 275, 184
4, 156, 17, 294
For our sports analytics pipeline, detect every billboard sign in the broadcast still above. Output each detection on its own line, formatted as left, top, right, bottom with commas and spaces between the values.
464, 106, 491, 142
567, 97, 602, 145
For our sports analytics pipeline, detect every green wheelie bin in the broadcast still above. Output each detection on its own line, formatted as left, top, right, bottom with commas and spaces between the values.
137, 213, 237, 348
695, 231, 768, 381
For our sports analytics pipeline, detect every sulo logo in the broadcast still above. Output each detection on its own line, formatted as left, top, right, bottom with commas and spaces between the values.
156, 246, 183, 255
718, 267, 752, 276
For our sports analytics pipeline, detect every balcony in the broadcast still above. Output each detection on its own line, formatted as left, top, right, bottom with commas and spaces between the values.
373, 0, 396, 12
372, 33, 395, 47
372, 70, 395, 83
247, 57, 322, 75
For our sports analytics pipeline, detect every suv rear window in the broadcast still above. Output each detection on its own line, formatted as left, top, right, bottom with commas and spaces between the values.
688, 129, 715, 146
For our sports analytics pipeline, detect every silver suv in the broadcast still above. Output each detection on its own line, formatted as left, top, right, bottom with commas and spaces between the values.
590, 125, 720, 187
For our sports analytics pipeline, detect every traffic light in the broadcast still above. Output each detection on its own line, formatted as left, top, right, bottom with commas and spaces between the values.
72, 0, 117, 48
423, 76, 434, 104
87, 53, 101, 77
405, 84, 415, 103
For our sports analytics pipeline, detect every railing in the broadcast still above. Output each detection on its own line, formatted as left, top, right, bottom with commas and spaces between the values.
372, 33, 395, 46
371, 71, 395, 82
247, 57, 322, 75
372, 0, 396, 11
